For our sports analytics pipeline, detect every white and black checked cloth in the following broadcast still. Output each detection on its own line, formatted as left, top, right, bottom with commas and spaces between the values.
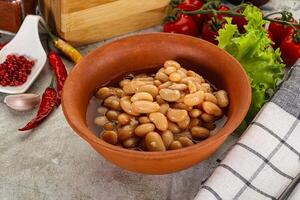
195, 61, 300, 200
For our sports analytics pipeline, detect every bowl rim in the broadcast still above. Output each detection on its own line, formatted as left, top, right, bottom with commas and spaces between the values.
62, 33, 252, 158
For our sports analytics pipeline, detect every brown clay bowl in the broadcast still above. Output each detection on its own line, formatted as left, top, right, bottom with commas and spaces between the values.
62, 33, 251, 175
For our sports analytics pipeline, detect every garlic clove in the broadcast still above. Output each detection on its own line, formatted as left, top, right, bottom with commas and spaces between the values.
4, 93, 40, 111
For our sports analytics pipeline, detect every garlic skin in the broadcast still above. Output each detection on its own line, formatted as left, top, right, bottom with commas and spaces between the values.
4, 93, 40, 111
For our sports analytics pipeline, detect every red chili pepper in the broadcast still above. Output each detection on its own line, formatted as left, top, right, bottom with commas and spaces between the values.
0, 43, 5, 50
48, 51, 68, 105
19, 84, 57, 131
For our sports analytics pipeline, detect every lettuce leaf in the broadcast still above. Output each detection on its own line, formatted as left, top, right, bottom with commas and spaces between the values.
217, 5, 285, 124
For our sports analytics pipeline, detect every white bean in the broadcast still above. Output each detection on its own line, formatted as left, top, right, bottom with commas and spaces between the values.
164, 66, 177, 75
215, 90, 229, 108
94, 116, 108, 126
118, 125, 135, 141
96, 87, 113, 99
168, 121, 181, 134
201, 113, 215, 123
102, 131, 118, 145
117, 113, 131, 125
191, 126, 210, 139
119, 79, 130, 88
155, 72, 169, 82
177, 115, 190, 129
138, 116, 151, 124
164, 60, 181, 69
159, 103, 170, 115
135, 123, 155, 137
123, 80, 147, 94
123, 137, 139, 148
106, 110, 119, 121
161, 130, 174, 149
168, 83, 188, 91
158, 81, 172, 89
120, 96, 139, 116
167, 108, 188, 123
97, 107, 108, 115
202, 101, 222, 117
137, 85, 159, 97
169, 141, 182, 150
189, 109, 202, 118
159, 88, 181, 102
187, 80, 197, 93
204, 93, 218, 104
184, 90, 205, 106
169, 72, 182, 82
156, 95, 166, 105
131, 92, 153, 102
178, 137, 193, 147
132, 101, 160, 114
145, 132, 166, 151
104, 96, 121, 110
149, 112, 168, 131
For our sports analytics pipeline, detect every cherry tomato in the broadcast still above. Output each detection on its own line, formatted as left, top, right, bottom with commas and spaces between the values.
269, 17, 297, 46
202, 20, 224, 45
177, 0, 205, 28
232, 10, 247, 33
268, 30, 276, 47
206, 5, 230, 22
163, 14, 199, 36
280, 33, 300, 67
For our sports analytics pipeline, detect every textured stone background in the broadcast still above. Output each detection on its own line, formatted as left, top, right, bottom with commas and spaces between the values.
1, 1, 299, 199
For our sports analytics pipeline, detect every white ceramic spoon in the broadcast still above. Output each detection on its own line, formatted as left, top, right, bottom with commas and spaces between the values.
0, 15, 47, 94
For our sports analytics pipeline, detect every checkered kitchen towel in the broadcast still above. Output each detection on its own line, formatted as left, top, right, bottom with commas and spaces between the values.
195, 61, 300, 200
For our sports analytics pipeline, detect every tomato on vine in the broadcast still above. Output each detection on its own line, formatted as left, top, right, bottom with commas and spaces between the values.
232, 9, 247, 33
268, 11, 299, 46
280, 31, 300, 67
163, 13, 199, 36
206, 5, 230, 22
177, 0, 206, 29
202, 18, 225, 45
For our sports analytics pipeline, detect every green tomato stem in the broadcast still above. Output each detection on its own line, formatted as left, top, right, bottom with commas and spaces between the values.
184, 9, 299, 31
201, 0, 220, 9
263, 11, 283, 19
184, 9, 244, 17
230, 3, 248, 11
169, 0, 181, 7
293, 30, 300, 43
263, 17, 298, 30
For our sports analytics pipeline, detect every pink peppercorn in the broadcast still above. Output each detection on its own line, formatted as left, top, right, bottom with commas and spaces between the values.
0, 54, 35, 87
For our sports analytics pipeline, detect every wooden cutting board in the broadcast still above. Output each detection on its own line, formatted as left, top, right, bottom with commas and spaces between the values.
41, 0, 170, 46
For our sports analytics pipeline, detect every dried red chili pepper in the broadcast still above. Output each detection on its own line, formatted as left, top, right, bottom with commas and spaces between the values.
0, 43, 5, 50
48, 51, 68, 105
19, 79, 57, 131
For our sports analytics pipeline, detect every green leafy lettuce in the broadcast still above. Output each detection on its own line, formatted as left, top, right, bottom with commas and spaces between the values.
217, 5, 285, 124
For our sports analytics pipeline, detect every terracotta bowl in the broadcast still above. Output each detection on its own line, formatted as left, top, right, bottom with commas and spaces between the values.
62, 33, 251, 174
